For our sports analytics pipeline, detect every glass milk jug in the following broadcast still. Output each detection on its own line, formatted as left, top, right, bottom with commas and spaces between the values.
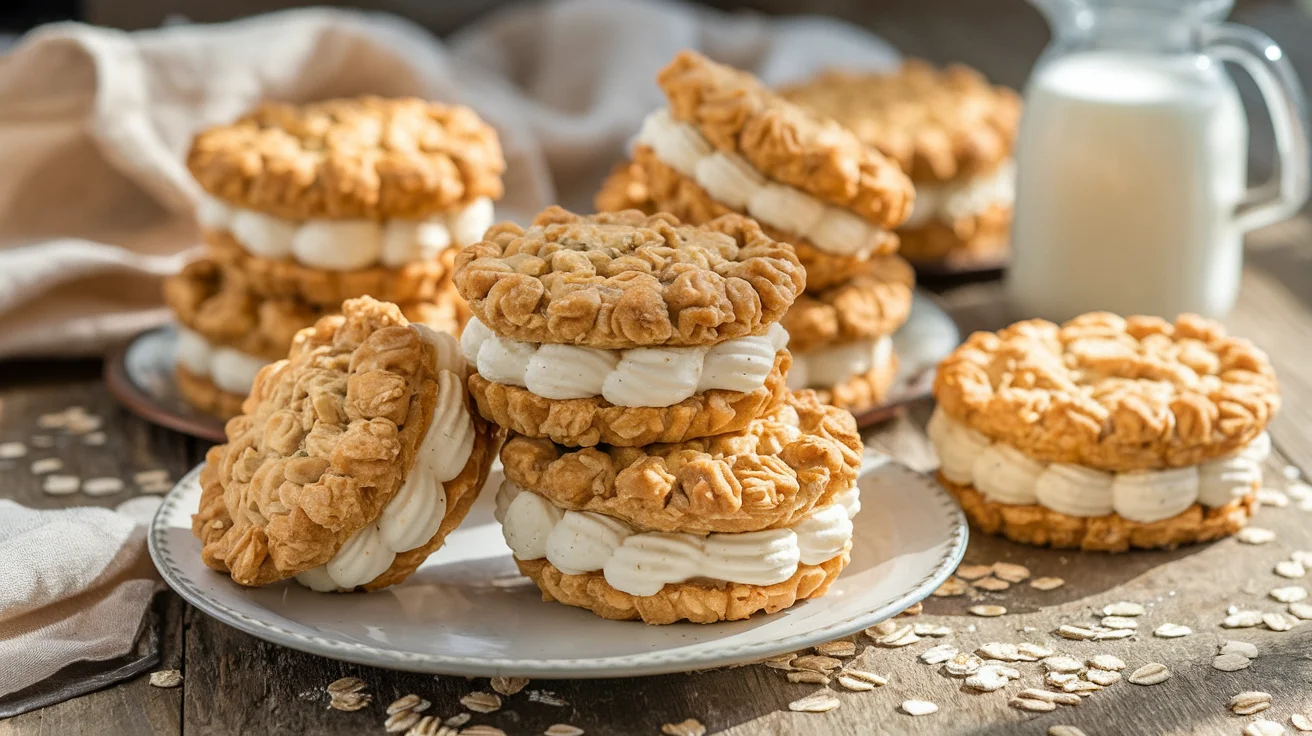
1007, 0, 1309, 321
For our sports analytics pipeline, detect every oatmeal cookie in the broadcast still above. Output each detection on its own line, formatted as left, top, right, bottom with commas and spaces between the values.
205, 229, 457, 307
934, 313, 1281, 471
658, 51, 913, 227
188, 97, 505, 220
810, 349, 900, 413
781, 255, 914, 354
191, 297, 500, 589
940, 474, 1255, 552
500, 391, 861, 534
453, 206, 804, 349
516, 544, 849, 624
897, 204, 1011, 269
176, 365, 247, 419
599, 145, 897, 292
779, 60, 1022, 183
469, 351, 790, 448
166, 257, 468, 361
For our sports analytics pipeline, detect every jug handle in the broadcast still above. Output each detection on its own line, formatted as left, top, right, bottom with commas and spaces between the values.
1203, 24, 1310, 232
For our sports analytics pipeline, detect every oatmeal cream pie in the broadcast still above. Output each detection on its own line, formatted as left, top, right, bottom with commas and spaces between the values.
165, 258, 469, 419
781, 61, 1021, 269
781, 254, 914, 411
596, 50, 915, 293
494, 391, 863, 624
191, 297, 501, 590
188, 96, 505, 305
453, 206, 805, 447
931, 313, 1280, 551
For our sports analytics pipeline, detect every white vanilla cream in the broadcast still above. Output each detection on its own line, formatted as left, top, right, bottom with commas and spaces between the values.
175, 326, 269, 395
495, 480, 860, 597
197, 196, 495, 271
460, 317, 789, 408
636, 109, 892, 257
901, 160, 1016, 229
787, 337, 893, 392
295, 327, 474, 591
927, 407, 1267, 522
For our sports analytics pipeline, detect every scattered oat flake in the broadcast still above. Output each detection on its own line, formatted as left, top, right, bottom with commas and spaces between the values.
1224, 610, 1265, 628
1102, 601, 1145, 617
329, 693, 371, 712
815, 640, 856, 658
445, 713, 472, 727
1243, 719, 1286, 736
31, 458, 62, 474
82, 431, 107, 446
969, 604, 1006, 617
1017, 643, 1054, 660
972, 576, 1011, 591
874, 626, 920, 648
1285, 465, 1303, 480
1277, 560, 1308, 579
1010, 696, 1057, 713
134, 469, 170, 485
913, 623, 952, 637
898, 602, 924, 617
761, 653, 795, 670
1127, 663, 1170, 685
661, 719, 706, 736
327, 677, 365, 695
1100, 615, 1138, 630
1259, 488, 1291, 507
786, 670, 829, 685
0, 441, 27, 459
788, 693, 840, 713
1239, 527, 1278, 544
956, 564, 993, 580
1085, 668, 1121, 686
490, 676, 529, 696
933, 577, 969, 596
544, 725, 584, 736
793, 655, 842, 673
42, 474, 80, 495
1265, 612, 1296, 632
838, 669, 887, 687
865, 620, 898, 638
964, 666, 1012, 692
460, 692, 501, 714
1291, 714, 1312, 732
977, 642, 1021, 661
460, 727, 507, 736
1291, 602, 1312, 620
1022, 689, 1081, 706
83, 477, 125, 496
1231, 691, 1274, 716
149, 670, 182, 688
37, 411, 71, 429
1062, 680, 1102, 695
387, 694, 428, 715
900, 699, 938, 716
1057, 624, 1096, 640
1047, 672, 1079, 687
943, 653, 984, 677
1296, 551, 1312, 566
1031, 576, 1066, 591
1213, 653, 1252, 671
1087, 654, 1126, 671
1272, 586, 1309, 603
919, 644, 959, 664
385, 711, 421, 734
992, 562, 1031, 582
528, 690, 568, 707
30, 435, 53, 448
1154, 623, 1192, 638
405, 715, 439, 736
1043, 656, 1084, 673
1048, 726, 1089, 736
835, 674, 876, 692
1094, 628, 1135, 640
1221, 640, 1259, 658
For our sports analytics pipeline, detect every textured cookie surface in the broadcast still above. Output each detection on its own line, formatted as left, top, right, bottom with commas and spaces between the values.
658, 51, 913, 227
781, 255, 915, 353
780, 60, 1021, 183
898, 204, 1011, 268
176, 365, 247, 419
941, 474, 1254, 552
500, 391, 862, 534
934, 313, 1281, 471
811, 350, 900, 413
517, 546, 848, 624
453, 207, 805, 349
188, 97, 505, 220
191, 297, 495, 588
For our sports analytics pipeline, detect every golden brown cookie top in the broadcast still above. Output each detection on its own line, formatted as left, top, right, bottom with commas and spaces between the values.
453, 206, 805, 349
780, 60, 1022, 183
196, 297, 447, 585
934, 313, 1281, 471
500, 391, 862, 534
657, 51, 914, 229
188, 97, 505, 220
782, 254, 914, 352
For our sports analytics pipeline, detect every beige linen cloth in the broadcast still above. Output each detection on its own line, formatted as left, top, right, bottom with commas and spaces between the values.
0, 0, 896, 698
0, 0, 895, 358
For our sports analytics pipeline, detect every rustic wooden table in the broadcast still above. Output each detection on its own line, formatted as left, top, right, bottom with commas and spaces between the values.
4, 2, 1312, 735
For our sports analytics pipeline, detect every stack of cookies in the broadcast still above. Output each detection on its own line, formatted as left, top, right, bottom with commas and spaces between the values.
781, 60, 1022, 271
930, 312, 1280, 551
168, 97, 505, 418
453, 207, 866, 624
595, 51, 917, 414
193, 297, 501, 591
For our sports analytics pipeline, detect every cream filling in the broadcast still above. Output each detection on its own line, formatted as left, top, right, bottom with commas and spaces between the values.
787, 336, 893, 392
901, 160, 1015, 229
460, 317, 790, 408
196, 196, 495, 271
175, 325, 269, 395
295, 326, 475, 591
927, 407, 1269, 522
637, 108, 893, 257
494, 479, 860, 597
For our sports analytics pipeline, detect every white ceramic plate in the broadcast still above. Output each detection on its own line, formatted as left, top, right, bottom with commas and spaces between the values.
149, 454, 966, 678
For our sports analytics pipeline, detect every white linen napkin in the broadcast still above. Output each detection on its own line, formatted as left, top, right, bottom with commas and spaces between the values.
0, 497, 162, 697
0, 0, 897, 359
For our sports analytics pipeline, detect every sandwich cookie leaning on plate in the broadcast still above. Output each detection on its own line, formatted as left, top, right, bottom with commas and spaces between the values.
781, 60, 1021, 270
495, 391, 864, 624
931, 312, 1280, 551
452, 206, 806, 448
188, 96, 505, 306
191, 296, 502, 591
